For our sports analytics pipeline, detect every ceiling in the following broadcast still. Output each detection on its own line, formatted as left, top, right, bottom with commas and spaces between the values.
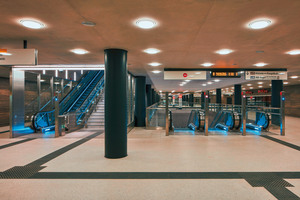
0, 0, 300, 91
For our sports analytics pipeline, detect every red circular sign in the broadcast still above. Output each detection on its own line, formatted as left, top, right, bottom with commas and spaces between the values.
183, 73, 188, 77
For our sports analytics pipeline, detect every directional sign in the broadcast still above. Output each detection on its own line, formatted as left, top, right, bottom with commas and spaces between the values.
164, 71, 206, 80
245, 71, 287, 80
0, 49, 38, 65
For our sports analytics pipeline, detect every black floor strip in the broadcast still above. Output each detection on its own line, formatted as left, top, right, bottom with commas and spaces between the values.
0, 130, 9, 134
261, 135, 300, 151
265, 186, 300, 200
0, 138, 36, 150
26, 131, 102, 167
28, 171, 300, 180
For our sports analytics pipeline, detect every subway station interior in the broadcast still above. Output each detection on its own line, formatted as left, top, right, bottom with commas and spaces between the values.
0, 0, 300, 199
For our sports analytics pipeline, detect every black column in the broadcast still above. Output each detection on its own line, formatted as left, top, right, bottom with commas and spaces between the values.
234, 84, 242, 105
271, 80, 283, 107
271, 80, 283, 125
216, 88, 222, 104
201, 92, 205, 109
135, 76, 146, 127
146, 84, 152, 107
151, 89, 156, 104
104, 49, 127, 159
189, 93, 194, 106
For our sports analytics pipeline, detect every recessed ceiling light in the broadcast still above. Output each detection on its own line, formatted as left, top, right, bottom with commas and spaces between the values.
248, 19, 272, 29
184, 80, 191, 82
19, 19, 45, 29
70, 49, 89, 55
254, 62, 268, 67
284, 82, 289, 85
152, 70, 161, 74
172, 90, 175, 93
179, 84, 184, 86
247, 84, 252, 86
159, 90, 162, 93
214, 79, 220, 82
216, 49, 233, 55
82, 21, 96, 27
290, 76, 298, 79
258, 85, 263, 88
207, 82, 212, 84
183, 90, 189, 93
202, 84, 207, 86
143, 48, 161, 54
201, 62, 214, 67
258, 82, 263, 84
250, 87, 253, 89
286, 50, 300, 55
135, 18, 157, 29
148, 62, 161, 66
0, 52, 12, 56
242, 88, 246, 90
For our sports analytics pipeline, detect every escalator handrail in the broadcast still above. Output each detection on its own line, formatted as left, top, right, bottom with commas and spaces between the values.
76, 76, 104, 113
66, 71, 103, 113
75, 79, 105, 124
59, 71, 95, 107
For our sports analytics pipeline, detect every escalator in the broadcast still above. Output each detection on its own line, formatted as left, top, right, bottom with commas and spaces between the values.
169, 109, 204, 133
246, 112, 271, 131
214, 111, 241, 131
32, 70, 104, 133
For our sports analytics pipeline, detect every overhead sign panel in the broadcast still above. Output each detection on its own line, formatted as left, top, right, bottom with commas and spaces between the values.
211, 71, 240, 78
0, 49, 38, 65
245, 71, 287, 80
164, 71, 206, 80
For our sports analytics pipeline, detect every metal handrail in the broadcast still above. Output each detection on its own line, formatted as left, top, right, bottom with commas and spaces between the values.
66, 71, 103, 113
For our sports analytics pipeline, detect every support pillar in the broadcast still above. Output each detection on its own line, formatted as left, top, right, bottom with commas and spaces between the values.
151, 89, 155, 104
135, 76, 146, 127
189, 93, 194, 106
104, 49, 128, 159
234, 84, 242, 105
216, 88, 221, 104
165, 92, 169, 136
201, 92, 205, 109
271, 80, 283, 125
146, 84, 152, 107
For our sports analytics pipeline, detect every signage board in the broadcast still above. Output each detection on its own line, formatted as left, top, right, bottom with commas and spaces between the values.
164, 71, 206, 80
0, 49, 38, 65
211, 71, 240, 78
245, 71, 287, 80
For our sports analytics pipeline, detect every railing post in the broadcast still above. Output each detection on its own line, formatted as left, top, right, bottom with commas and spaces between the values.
242, 92, 246, 136
204, 92, 209, 136
165, 92, 169, 136
280, 91, 285, 136
54, 96, 60, 137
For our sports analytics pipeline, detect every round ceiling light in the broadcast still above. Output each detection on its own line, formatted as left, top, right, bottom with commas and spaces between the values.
201, 62, 214, 67
135, 18, 157, 29
286, 50, 300, 55
152, 70, 161, 74
0, 52, 12, 56
248, 19, 272, 29
216, 49, 233, 55
290, 76, 298, 79
19, 19, 45, 29
214, 79, 220, 82
143, 48, 161, 54
82, 21, 96, 27
148, 62, 161, 67
70, 48, 89, 55
254, 62, 268, 67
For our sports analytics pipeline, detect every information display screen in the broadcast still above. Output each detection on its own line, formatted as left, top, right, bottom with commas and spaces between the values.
211, 71, 240, 78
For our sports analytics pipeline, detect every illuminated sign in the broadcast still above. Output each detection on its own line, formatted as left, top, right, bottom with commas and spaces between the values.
164, 71, 206, 80
211, 71, 240, 78
245, 71, 287, 80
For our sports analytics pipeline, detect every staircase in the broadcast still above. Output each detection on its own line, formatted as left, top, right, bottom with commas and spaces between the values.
86, 100, 105, 130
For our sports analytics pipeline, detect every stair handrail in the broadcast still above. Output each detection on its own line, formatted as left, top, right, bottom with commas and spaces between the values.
65, 71, 103, 113
75, 77, 105, 124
